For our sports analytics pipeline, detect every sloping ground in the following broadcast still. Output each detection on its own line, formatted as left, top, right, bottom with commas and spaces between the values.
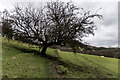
2, 38, 54, 78
46, 49, 119, 78
1, 37, 119, 78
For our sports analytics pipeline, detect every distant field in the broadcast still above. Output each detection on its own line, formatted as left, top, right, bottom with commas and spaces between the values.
1, 37, 119, 78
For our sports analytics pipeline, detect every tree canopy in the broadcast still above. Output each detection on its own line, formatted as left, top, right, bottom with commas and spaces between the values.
1, 10, 13, 40
1, 1, 103, 55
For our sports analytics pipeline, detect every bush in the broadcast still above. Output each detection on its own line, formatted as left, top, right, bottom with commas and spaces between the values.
56, 65, 68, 74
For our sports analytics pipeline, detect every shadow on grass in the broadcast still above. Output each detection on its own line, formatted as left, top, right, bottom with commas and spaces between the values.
13, 46, 110, 78
13, 45, 85, 69
13, 46, 40, 55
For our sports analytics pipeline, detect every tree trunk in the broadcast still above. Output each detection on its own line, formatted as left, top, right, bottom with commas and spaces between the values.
38, 45, 41, 52
41, 45, 47, 56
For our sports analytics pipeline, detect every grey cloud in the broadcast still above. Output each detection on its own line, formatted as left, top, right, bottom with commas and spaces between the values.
79, 2, 118, 47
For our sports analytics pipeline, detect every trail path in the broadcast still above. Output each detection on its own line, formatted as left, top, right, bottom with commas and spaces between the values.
51, 61, 64, 78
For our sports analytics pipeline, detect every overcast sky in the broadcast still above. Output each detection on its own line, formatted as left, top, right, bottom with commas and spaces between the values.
0, 0, 119, 47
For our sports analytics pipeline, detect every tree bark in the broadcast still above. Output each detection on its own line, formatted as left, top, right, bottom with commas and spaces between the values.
40, 45, 47, 56
40, 41, 61, 56
38, 45, 41, 52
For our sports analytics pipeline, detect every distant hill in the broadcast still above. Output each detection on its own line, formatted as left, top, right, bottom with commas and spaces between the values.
51, 44, 120, 59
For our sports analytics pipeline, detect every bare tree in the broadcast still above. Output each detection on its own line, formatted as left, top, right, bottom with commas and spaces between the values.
8, 2, 102, 56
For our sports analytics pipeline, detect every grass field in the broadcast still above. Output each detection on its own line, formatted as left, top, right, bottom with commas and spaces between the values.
1, 37, 119, 78
2, 38, 54, 78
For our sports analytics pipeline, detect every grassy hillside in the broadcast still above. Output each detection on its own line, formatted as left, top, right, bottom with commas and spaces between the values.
1, 37, 119, 78
2, 38, 54, 78
46, 49, 119, 78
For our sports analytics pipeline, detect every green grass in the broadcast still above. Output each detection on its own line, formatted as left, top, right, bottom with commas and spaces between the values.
1, 37, 119, 78
2, 37, 54, 78
46, 48, 119, 78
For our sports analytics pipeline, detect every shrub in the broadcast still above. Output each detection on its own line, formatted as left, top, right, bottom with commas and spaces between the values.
56, 65, 68, 74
